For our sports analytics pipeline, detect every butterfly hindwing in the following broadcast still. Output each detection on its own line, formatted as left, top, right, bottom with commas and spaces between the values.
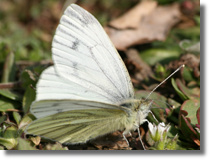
26, 101, 129, 144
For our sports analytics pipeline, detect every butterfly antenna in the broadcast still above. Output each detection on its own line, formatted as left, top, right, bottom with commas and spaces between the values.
145, 64, 185, 100
150, 106, 166, 114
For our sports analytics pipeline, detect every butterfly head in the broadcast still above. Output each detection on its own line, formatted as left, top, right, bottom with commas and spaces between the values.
136, 99, 153, 126
139, 99, 153, 113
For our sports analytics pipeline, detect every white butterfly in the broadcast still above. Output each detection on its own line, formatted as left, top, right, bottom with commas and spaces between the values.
25, 4, 183, 150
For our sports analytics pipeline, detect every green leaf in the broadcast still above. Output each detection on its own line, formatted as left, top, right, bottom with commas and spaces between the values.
167, 98, 181, 109
156, 140, 165, 150
140, 49, 181, 66
3, 121, 17, 127
167, 124, 179, 138
0, 125, 18, 149
151, 63, 171, 82
3, 125, 18, 138
13, 112, 21, 126
179, 114, 200, 145
176, 139, 196, 150
179, 40, 200, 54
171, 78, 188, 101
18, 113, 36, 130
165, 134, 178, 150
179, 98, 200, 146
172, 27, 200, 41
194, 16, 200, 26
16, 138, 37, 150
166, 99, 181, 124
0, 138, 15, 150
0, 115, 7, 124
182, 66, 198, 83
17, 113, 36, 137
0, 96, 21, 112
1, 52, 15, 83
196, 107, 200, 125
20, 65, 44, 89
0, 89, 22, 101
0, 42, 10, 62
22, 86, 36, 114
176, 79, 199, 99
180, 99, 200, 126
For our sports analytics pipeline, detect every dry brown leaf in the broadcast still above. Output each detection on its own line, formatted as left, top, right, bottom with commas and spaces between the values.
91, 131, 131, 150
30, 136, 41, 146
92, 139, 117, 150
40, 32, 52, 42
134, 137, 144, 150
168, 53, 200, 78
105, 3, 182, 50
176, 15, 196, 29
109, 0, 157, 29
5, 109, 20, 112
125, 49, 152, 82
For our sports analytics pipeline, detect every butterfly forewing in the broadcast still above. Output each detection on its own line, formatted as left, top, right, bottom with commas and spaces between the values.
51, 4, 134, 103
35, 66, 115, 104
27, 4, 136, 145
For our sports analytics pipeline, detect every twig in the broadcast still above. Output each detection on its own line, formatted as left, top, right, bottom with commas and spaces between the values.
0, 81, 22, 89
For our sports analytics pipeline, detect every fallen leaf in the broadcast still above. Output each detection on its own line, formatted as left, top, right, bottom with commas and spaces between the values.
91, 131, 130, 150
124, 49, 152, 82
105, 3, 181, 50
168, 53, 200, 79
109, 0, 157, 29
30, 136, 41, 146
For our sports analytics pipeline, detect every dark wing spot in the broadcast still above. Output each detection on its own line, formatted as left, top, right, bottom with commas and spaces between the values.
72, 40, 79, 50
57, 109, 63, 113
52, 103, 59, 107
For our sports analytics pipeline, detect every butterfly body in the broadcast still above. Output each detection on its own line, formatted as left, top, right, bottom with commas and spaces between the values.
119, 99, 152, 135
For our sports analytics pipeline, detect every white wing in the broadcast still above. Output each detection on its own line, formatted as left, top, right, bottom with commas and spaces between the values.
26, 100, 129, 144
30, 99, 129, 118
36, 66, 118, 103
36, 4, 134, 105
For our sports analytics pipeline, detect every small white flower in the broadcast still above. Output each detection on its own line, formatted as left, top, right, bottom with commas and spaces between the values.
148, 122, 157, 139
158, 122, 170, 135
148, 122, 171, 141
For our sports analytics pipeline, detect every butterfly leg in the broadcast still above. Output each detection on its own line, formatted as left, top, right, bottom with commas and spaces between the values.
148, 111, 159, 123
142, 119, 149, 124
122, 131, 132, 147
122, 132, 130, 147
134, 124, 146, 150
